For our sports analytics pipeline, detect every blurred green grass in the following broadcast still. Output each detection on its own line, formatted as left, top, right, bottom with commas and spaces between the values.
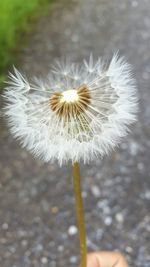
0, 0, 52, 81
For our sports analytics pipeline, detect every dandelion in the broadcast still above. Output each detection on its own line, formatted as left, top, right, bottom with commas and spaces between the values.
3, 54, 138, 267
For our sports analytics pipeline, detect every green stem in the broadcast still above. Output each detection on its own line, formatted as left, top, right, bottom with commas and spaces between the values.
72, 162, 87, 267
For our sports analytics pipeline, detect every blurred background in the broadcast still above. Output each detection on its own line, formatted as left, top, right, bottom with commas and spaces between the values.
0, 0, 150, 267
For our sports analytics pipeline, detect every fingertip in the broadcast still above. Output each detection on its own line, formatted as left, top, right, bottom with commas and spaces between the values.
85, 251, 128, 267
87, 253, 100, 267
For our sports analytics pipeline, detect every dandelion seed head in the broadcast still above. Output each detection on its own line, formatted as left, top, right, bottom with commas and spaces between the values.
3, 54, 138, 165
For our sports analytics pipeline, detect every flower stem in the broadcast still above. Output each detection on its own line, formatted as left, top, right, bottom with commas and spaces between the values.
72, 162, 87, 267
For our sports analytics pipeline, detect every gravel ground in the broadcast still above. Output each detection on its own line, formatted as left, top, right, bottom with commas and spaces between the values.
0, 0, 150, 266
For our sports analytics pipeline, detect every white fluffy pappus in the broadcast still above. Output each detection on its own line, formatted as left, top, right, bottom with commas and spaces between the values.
3, 54, 138, 165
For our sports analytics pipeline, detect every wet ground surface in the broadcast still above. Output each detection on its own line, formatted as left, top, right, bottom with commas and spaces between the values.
0, 0, 150, 266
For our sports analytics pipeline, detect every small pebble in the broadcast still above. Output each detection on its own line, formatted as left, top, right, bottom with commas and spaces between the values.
9, 246, 16, 254
25, 250, 31, 257
2, 223, 9, 230
41, 257, 48, 264
115, 213, 124, 223
131, 0, 138, 7
36, 244, 43, 251
91, 185, 101, 198
104, 216, 112, 226
71, 34, 79, 43
68, 225, 78, 235
129, 141, 139, 156
21, 240, 28, 247
57, 245, 64, 252
0, 238, 7, 244
137, 162, 144, 171
70, 256, 78, 263
51, 206, 59, 214
82, 191, 87, 198
126, 246, 133, 253
41, 199, 49, 212
144, 191, 150, 200
17, 230, 27, 237
61, 233, 68, 240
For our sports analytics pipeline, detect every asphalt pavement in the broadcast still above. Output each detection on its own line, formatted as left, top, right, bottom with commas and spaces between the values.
0, 0, 150, 266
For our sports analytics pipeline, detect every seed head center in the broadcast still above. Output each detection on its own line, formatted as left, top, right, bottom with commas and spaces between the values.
49, 85, 91, 118
61, 89, 79, 103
